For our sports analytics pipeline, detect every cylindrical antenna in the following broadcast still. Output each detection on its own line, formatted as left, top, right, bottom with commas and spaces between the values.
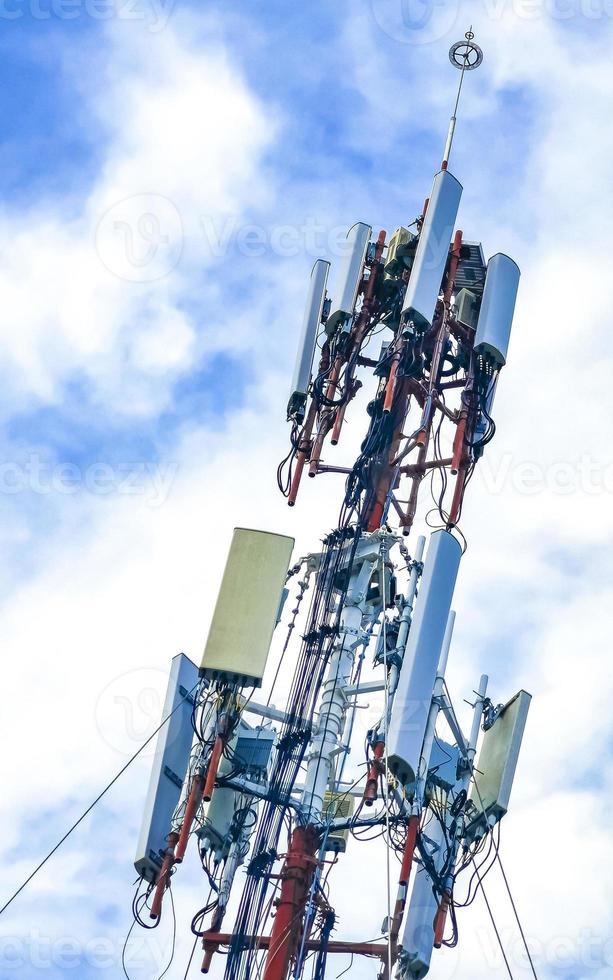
442, 29, 484, 171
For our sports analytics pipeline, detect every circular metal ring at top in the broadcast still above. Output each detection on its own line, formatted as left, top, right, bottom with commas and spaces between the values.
449, 39, 484, 71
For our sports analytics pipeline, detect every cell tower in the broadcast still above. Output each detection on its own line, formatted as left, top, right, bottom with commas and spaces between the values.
132, 35, 531, 980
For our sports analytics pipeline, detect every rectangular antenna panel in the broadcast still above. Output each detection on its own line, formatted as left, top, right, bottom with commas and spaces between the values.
200, 528, 294, 687
427, 738, 460, 795
323, 791, 355, 853
401, 169, 462, 331
234, 725, 276, 774
453, 241, 486, 292
325, 222, 371, 335
387, 530, 462, 786
455, 288, 479, 330
468, 689, 531, 832
134, 653, 198, 883
385, 225, 415, 277
287, 258, 330, 420
474, 252, 520, 367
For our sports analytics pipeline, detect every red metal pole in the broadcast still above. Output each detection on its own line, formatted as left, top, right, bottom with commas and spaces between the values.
288, 403, 316, 507
149, 831, 179, 920
203, 735, 224, 802
447, 465, 467, 527
201, 905, 225, 973
379, 814, 420, 980
448, 364, 477, 525
202, 933, 388, 958
330, 400, 348, 446
382, 347, 401, 414
308, 359, 342, 476
363, 741, 384, 806
433, 890, 451, 948
261, 826, 320, 980
399, 814, 420, 887
174, 775, 204, 864
450, 416, 466, 475
366, 376, 410, 533
366, 498, 386, 534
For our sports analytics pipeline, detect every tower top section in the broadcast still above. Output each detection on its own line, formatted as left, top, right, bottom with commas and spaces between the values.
442, 30, 484, 170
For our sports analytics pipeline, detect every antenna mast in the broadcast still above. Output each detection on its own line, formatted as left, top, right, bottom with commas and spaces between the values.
442, 30, 483, 170
130, 35, 532, 980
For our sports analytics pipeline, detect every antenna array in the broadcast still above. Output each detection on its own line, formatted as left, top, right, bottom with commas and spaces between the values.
132, 36, 532, 980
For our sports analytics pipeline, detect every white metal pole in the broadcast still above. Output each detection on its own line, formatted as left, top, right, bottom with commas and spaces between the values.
302, 603, 364, 822
466, 674, 488, 777
439, 674, 488, 896
387, 535, 426, 715
301, 555, 379, 823
411, 610, 456, 813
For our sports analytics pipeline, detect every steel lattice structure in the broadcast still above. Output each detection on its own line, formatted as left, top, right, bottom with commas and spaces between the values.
132, 35, 532, 980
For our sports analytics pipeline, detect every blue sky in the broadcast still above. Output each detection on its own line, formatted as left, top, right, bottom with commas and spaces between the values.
2, 1, 613, 979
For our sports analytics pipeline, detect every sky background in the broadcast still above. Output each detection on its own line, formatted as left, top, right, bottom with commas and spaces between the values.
1, 0, 613, 978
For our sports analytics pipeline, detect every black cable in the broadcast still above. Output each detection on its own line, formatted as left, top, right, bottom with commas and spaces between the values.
0, 680, 199, 919
473, 861, 514, 979
121, 917, 138, 979
183, 936, 199, 979
157, 885, 177, 979
123, 881, 178, 980
277, 422, 301, 497
455, 833, 497, 908
132, 877, 160, 929
496, 852, 538, 978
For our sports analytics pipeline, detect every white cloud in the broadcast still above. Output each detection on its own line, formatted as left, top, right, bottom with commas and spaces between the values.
0, 17, 274, 417
3, 4, 613, 980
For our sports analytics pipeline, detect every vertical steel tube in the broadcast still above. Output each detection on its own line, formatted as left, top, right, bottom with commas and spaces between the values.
261, 827, 319, 980
288, 402, 317, 506
411, 610, 456, 808
363, 740, 384, 806
302, 600, 364, 821
386, 535, 426, 720
433, 674, 488, 948
149, 831, 179, 920
203, 735, 224, 803
387, 812, 420, 959
174, 774, 204, 864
